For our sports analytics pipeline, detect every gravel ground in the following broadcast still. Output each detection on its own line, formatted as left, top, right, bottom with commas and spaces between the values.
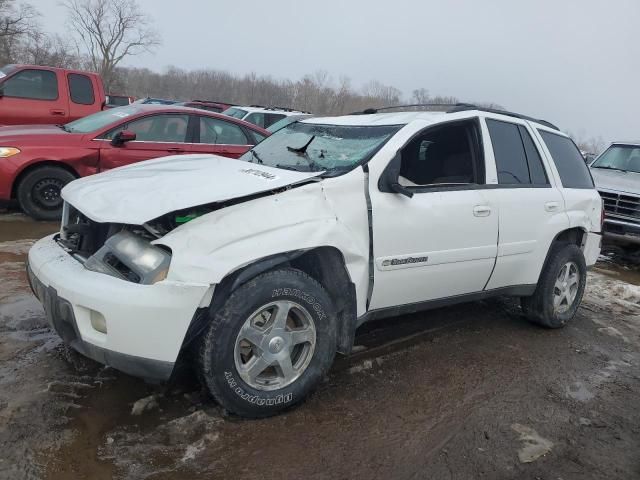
1, 212, 639, 480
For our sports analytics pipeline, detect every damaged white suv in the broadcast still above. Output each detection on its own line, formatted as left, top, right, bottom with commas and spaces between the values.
27, 105, 602, 417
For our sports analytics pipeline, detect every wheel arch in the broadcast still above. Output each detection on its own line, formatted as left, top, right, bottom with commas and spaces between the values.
11, 161, 79, 199
532, 227, 588, 289
181, 246, 358, 356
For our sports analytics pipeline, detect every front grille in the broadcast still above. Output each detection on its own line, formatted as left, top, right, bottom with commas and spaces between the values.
58, 204, 115, 257
599, 190, 640, 222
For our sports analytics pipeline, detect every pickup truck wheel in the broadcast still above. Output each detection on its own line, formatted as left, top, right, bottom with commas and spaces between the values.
521, 244, 587, 328
199, 268, 336, 418
16, 166, 75, 221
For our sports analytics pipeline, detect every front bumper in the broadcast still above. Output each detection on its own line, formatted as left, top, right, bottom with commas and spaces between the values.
27, 234, 211, 381
602, 218, 640, 245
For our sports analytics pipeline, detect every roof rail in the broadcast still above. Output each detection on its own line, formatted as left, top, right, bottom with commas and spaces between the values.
350, 103, 458, 115
351, 103, 559, 130
447, 104, 560, 130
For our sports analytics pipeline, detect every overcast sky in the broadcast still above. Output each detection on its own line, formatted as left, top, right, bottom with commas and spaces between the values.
35, 0, 639, 145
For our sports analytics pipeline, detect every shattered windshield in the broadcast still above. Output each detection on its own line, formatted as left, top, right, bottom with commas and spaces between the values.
241, 122, 401, 174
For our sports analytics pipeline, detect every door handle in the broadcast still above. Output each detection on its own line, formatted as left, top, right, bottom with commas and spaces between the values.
473, 205, 492, 217
50, 109, 66, 116
167, 147, 185, 153
545, 201, 561, 212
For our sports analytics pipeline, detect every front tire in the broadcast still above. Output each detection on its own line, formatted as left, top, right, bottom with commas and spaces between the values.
199, 268, 337, 418
521, 244, 587, 328
16, 166, 75, 221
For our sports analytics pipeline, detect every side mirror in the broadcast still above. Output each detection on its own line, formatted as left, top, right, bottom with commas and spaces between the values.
378, 152, 414, 198
111, 130, 136, 146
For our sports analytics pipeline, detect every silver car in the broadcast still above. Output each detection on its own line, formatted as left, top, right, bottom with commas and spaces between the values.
590, 142, 640, 244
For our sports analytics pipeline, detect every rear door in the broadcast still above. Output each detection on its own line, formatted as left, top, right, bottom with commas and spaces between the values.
0, 67, 67, 125
481, 117, 567, 290
189, 115, 255, 158
97, 113, 193, 171
535, 128, 601, 234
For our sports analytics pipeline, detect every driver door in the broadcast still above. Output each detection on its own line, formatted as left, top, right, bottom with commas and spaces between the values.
97, 113, 193, 171
368, 119, 499, 310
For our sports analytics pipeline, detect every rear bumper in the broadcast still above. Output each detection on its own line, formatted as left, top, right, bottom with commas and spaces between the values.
27, 234, 211, 381
583, 232, 602, 266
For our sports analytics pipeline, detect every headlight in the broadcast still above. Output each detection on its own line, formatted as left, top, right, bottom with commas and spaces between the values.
0, 147, 20, 157
85, 231, 171, 284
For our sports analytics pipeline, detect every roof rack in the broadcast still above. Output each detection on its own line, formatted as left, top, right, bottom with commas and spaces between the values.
350, 103, 458, 115
352, 103, 559, 131
447, 103, 560, 130
191, 99, 237, 106
248, 104, 312, 114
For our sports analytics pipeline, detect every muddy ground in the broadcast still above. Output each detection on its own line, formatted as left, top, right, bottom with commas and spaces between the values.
1, 212, 639, 480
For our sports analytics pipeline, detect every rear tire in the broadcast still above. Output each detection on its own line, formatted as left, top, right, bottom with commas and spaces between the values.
199, 268, 337, 418
521, 243, 587, 328
16, 166, 75, 221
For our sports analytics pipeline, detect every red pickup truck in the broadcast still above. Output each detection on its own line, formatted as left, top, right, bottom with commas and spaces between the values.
0, 64, 106, 125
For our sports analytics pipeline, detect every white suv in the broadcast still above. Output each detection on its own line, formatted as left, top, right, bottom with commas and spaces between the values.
27, 105, 602, 418
222, 105, 309, 129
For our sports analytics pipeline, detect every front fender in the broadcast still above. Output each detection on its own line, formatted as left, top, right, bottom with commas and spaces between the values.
157, 178, 370, 314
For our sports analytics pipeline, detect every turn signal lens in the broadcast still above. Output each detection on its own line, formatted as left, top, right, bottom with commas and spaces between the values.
0, 147, 20, 157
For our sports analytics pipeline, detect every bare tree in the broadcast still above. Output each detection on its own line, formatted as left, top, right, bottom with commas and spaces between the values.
0, 0, 37, 63
62, 0, 160, 89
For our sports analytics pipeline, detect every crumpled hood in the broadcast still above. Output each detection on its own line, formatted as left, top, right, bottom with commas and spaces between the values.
590, 167, 640, 196
62, 154, 322, 224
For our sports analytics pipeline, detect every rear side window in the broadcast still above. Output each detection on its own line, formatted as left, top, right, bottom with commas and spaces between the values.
538, 130, 594, 189
519, 125, 548, 184
2, 68, 58, 100
486, 119, 548, 185
68, 73, 95, 105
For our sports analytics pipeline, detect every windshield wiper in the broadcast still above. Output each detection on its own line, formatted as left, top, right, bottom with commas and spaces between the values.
286, 135, 323, 171
593, 165, 627, 173
56, 124, 70, 132
249, 149, 263, 164
287, 135, 316, 154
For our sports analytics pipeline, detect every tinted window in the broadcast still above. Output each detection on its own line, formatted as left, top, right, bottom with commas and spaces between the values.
518, 125, 548, 185
105, 114, 189, 142
486, 119, 530, 184
264, 113, 286, 128
2, 69, 58, 100
245, 112, 266, 128
199, 117, 248, 145
399, 122, 482, 187
68, 73, 95, 105
539, 130, 594, 189
106, 95, 130, 107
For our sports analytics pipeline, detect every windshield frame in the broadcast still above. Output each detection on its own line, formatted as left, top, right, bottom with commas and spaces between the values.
241, 121, 404, 177
591, 144, 640, 174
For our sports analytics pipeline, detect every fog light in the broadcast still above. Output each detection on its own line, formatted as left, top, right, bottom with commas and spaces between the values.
90, 311, 107, 333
